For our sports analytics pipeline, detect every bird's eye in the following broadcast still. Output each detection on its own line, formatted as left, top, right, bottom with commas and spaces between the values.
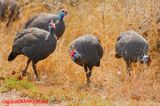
74, 52, 76, 54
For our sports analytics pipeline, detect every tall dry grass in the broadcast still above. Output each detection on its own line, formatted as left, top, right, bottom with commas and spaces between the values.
0, 0, 160, 104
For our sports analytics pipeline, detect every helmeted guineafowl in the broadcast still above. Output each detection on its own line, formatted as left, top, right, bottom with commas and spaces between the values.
115, 30, 151, 75
69, 34, 103, 83
0, 0, 20, 26
24, 10, 67, 39
0, 0, 6, 19
6, 0, 20, 27
8, 20, 57, 81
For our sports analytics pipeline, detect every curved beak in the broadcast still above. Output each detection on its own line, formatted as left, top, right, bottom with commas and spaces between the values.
64, 11, 68, 16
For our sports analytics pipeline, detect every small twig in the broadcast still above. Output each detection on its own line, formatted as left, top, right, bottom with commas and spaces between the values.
102, 0, 106, 37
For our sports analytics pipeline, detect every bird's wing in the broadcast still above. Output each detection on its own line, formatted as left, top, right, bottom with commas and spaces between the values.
115, 38, 130, 57
23, 14, 39, 28
13, 28, 49, 49
93, 42, 103, 59
90, 36, 103, 59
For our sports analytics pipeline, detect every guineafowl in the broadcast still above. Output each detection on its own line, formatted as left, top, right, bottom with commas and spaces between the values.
8, 20, 57, 81
24, 10, 67, 39
0, 0, 6, 20
6, 0, 20, 26
115, 30, 151, 75
0, 0, 20, 26
69, 34, 103, 83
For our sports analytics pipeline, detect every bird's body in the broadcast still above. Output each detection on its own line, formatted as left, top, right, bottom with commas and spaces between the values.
8, 21, 57, 80
10, 28, 57, 63
24, 11, 67, 39
115, 30, 151, 75
70, 35, 103, 67
0, 0, 6, 19
69, 34, 103, 83
0, 0, 20, 26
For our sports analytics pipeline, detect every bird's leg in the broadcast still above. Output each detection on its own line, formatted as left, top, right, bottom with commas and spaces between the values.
88, 67, 92, 83
84, 66, 89, 83
32, 62, 40, 81
84, 66, 92, 84
127, 63, 131, 76
22, 59, 31, 76
126, 61, 131, 80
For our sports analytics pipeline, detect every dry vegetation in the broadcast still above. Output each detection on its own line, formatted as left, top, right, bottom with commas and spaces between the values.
0, 0, 160, 105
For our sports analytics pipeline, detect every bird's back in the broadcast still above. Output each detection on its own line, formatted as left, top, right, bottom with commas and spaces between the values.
117, 30, 147, 42
70, 34, 103, 66
24, 13, 65, 38
24, 13, 55, 29
13, 27, 57, 63
116, 30, 148, 62
0, 0, 7, 18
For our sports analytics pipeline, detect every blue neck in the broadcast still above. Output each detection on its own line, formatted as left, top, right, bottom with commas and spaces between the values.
48, 24, 55, 35
58, 13, 64, 21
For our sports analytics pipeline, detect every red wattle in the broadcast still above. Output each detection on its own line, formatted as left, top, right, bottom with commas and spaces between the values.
70, 51, 74, 57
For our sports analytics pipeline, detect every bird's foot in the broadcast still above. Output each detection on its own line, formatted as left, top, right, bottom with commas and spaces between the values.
85, 80, 91, 87
128, 72, 131, 76
126, 73, 132, 82
35, 80, 47, 84
34, 77, 40, 81
17, 75, 23, 80
34, 78, 48, 84
21, 70, 26, 77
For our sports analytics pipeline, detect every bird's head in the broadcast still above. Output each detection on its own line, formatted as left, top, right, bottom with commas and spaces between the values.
69, 49, 81, 61
57, 10, 68, 20
140, 55, 151, 65
48, 20, 56, 34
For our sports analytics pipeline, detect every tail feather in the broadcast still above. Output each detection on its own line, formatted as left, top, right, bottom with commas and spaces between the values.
115, 53, 121, 58
8, 52, 18, 61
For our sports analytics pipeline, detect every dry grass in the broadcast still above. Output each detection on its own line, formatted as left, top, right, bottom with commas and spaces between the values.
0, 0, 160, 105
